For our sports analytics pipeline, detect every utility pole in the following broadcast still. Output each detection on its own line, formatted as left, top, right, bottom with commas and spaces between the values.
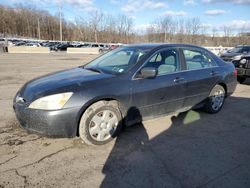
164, 27, 167, 43
59, 2, 63, 41
37, 18, 41, 40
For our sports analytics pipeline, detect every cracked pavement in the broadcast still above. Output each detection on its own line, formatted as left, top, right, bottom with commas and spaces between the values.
0, 53, 250, 188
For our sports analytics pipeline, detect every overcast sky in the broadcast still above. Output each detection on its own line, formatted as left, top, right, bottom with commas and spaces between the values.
1, 0, 250, 33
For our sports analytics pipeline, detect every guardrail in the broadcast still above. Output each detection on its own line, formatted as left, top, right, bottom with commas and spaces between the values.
8, 46, 50, 53
67, 47, 100, 54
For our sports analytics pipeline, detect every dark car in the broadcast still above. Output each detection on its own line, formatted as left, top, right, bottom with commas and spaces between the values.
50, 43, 75, 51
222, 55, 250, 84
220, 45, 250, 83
13, 44, 237, 145
220, 45, 250, 62
230, 54, 250, 83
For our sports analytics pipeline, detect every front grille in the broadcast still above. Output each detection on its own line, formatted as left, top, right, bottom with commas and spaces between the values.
245, 69, 250, 76
245, 60, 250, 69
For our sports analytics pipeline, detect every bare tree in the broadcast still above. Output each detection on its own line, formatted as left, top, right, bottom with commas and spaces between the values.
160, 16, 172, 42
223, 25, 232, 46
189, 18, 202, 43
0, 4, 249, 46
223, 25, 232, 37
89, 11, 103, 43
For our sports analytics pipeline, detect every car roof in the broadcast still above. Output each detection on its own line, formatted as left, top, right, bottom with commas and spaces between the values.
123, 43, 206, 51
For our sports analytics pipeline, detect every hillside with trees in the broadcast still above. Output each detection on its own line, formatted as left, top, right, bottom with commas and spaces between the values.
0, 4, 249, 46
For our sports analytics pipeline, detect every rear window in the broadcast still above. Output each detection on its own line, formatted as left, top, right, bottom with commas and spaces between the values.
183, 49, 217, 70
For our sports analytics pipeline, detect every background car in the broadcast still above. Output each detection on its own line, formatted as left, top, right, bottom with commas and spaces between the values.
231, 54, 250, 83
50, 43, 75, 51
220, 45, 250, 62
220, 45, 250, 83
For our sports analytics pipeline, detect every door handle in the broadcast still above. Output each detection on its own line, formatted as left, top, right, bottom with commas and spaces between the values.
174, 77, 185, 83
210, 71, 219, 76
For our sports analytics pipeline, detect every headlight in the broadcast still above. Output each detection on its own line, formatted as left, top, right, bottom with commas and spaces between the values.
233, 55, 242, 61
29, 92, 73, 110
240, 58, 247, 64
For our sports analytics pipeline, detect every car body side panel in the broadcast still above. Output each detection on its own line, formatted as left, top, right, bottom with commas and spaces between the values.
131, 73, 186, 120
65, 76, 133, 119
181, 67, 221, 108
219, 64, 237, 96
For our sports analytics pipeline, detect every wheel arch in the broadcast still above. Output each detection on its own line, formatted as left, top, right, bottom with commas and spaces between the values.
75, 97, 126, 136
217, 82, 228, 97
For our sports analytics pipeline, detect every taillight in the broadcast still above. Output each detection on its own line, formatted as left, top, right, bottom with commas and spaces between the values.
233, 69, 237, 76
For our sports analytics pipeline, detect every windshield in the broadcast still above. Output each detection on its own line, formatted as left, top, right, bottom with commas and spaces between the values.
228, 47, 243, 53
84, 47, 147, 74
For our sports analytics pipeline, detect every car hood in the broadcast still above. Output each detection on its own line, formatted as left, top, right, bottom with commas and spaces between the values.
220, 52, 241, 58
242, 54, 250, 58
19, 67, 115, 102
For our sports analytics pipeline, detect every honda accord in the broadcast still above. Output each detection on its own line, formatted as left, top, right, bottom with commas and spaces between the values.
13, 44, 237, 145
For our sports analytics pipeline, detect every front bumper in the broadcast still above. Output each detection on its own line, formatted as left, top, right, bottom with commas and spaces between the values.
236, 67, 250, 77
13, 102, 81, 138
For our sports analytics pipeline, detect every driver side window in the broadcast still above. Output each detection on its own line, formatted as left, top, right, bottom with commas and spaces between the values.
144, 49, 179, 76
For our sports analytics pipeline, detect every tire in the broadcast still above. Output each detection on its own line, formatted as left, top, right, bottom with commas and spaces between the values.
202, 85, 226, 114
99, 49, 103, 54
79, 100, 122, 145
237, 76, 246, 84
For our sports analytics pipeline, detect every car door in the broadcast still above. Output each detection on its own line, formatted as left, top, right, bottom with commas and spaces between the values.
180, 48, 220, 108
130, 48, 187, 120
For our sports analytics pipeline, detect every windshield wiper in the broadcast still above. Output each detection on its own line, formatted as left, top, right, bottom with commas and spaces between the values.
84, 67, 102, 73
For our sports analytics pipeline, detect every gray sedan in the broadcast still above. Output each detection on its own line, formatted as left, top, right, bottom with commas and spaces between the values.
13, 44, 237, 145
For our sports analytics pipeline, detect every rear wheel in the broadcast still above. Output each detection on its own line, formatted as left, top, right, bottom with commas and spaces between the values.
79, 100, 122, 145
203, 85, 226, 114
237, 76, 246, 84
99, 49, 103, 54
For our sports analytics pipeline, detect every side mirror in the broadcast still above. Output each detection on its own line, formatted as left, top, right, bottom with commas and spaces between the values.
139, 67, 157, 78
243, 51, 248, 54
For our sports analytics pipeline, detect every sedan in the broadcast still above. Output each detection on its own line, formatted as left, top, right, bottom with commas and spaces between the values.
13, 44, 237, 145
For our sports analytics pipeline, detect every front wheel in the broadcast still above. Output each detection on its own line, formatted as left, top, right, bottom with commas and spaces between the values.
79, 100, 122, 145
202, 85, 226, 114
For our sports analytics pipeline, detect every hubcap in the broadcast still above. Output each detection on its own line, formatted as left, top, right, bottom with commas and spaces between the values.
211, 89, 225, 111
89, 110, 118, 142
